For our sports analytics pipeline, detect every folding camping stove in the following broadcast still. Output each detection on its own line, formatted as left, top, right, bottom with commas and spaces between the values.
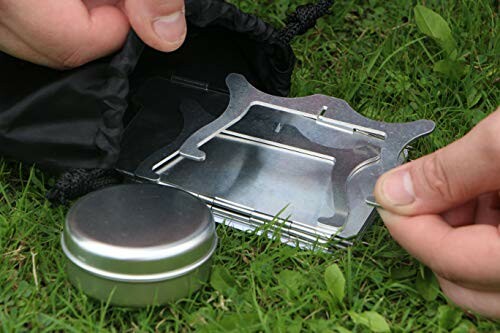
130, 74, 434, 249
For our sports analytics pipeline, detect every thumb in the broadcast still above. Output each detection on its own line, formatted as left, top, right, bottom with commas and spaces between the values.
123, 0, 186, 52
374, 108, 500, 216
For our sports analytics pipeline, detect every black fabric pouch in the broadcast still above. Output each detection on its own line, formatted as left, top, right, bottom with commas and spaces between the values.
0, 0, 332, 202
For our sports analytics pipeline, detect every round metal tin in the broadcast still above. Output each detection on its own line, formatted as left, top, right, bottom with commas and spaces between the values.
61, 184, 217, 306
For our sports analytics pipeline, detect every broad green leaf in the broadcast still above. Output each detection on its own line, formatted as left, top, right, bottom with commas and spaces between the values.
364, 311, 391, 333
438, 305, 462, 330
324, 264, 345, 302
451, 321, 476, 333
308, 319, 335, 333
349, 311, 391, 333
349, 311, 368, 327
433, 60, 469, 79
415, 267, 439, 301
278, 269, 303, 298
210, 266, 237, 296
414, 5, 457, 56
317, 290, 334, 304
333, 326, 352, 333
466, 87, 482, 108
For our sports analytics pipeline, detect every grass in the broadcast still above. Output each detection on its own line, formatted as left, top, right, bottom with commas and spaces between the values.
1, 0, 499, 331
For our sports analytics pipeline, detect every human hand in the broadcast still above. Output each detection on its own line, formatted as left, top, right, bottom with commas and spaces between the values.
0, 0, 186, 69
374, 108, 500, 319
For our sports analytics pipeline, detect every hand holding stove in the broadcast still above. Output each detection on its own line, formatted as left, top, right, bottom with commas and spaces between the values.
375, 108, 500, 319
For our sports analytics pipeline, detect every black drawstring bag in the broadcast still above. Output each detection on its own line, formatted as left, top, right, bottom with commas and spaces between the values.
0, 0, 333, 203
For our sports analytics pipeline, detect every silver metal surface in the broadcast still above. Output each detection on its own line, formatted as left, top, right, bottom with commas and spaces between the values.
65, 259, 212, 307
62, 184, 217, 306
365, 195, 382, 208
145, 74, 434, 248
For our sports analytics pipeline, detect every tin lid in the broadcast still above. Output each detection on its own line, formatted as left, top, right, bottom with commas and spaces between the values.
61, 184, 217, 282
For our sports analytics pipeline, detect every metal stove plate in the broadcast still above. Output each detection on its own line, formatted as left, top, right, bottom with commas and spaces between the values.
138, 74, 434, 247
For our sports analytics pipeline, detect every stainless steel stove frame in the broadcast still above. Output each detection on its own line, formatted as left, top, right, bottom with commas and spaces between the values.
134, 74, 435, 249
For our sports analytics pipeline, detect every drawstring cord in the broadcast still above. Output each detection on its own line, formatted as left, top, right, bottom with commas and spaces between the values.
278, 0, 333, 44
46, 168, 122, 205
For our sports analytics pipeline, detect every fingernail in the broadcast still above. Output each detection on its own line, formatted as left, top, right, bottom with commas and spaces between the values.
153, 9, 186, 44
380, 170, 415, 206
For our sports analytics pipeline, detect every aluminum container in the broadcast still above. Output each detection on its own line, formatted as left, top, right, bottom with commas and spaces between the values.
61, 184, 217, 306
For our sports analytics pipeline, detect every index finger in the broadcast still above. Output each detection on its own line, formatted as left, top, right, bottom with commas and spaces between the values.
378, 209, 500, 291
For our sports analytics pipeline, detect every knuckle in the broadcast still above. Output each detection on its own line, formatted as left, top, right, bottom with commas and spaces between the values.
432, 259, 468, 288
432, 262, 458, 284
55, 47, 87, 69
417, 154, 457, 202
